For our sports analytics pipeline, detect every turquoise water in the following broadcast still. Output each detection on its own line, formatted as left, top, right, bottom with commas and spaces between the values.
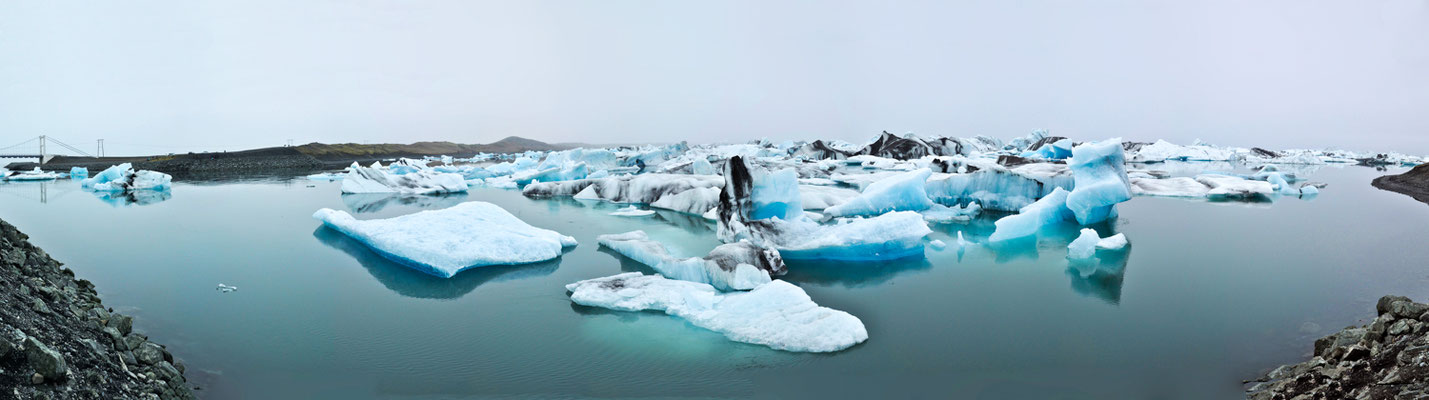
1, 166, 1427, 399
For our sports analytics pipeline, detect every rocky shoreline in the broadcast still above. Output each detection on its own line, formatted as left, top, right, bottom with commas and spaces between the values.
1246, 295, 1429, 399
1372, 163, 1429, 206
0, 219, 195, 399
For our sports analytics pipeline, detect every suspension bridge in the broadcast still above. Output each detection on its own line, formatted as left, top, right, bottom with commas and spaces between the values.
0, 136, 98, 163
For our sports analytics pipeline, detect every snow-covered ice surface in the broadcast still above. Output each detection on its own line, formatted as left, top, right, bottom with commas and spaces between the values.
312, 202, 576, 278
565, 272, 868, 352
824, 168, 934, 217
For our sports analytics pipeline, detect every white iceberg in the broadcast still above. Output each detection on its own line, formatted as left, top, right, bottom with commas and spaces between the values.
6, 167, 65, 181
798, 185, 860, 211
823, 168, 934, 218
597, 231, 783, 291
312, 202, 576, 278
922, 202, 981, 223
609, 205, 655, 217
341, 166, 467, 195
1097, 233, 1129, 250
566, 272, 868, 352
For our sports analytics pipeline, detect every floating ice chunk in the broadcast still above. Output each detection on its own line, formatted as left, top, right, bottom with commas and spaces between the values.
1299, 185, 1320, 197
511, 163, 590, 185
1129, 177, 1210, 198
5, 168, 65, 181
1096, 233, 1129, 250
690, 158, 715, 175
716, 156, 932, 260
924, 159, 1073, 212
748, 168, 803, 221
565, 272, 867, 352
523, 174, 723, 204
956, 231, 971, 248
824, 169, 934, 217
798, 185, 860, 211
1065, 138, 1131, 225
1067, 229, 1100, 259
307, 172, 346, 181
1263, 171, 1300, 195
597, 231, 783, 291
81, 164, 172, 192
929, 239, 947, 250
988, 187, 1073, 242
609, 206, 655, 217
922, 202, 981, 223
1195, 174, 1274, 201
216, 283, 238, 293
69, 167, 88, 178
650, 187, 721, 215
341, 166, 467, 195
773, 212, 932, 260
312, 202, 576, 278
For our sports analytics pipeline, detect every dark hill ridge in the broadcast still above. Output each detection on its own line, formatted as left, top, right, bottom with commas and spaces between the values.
5, 136, 578, 180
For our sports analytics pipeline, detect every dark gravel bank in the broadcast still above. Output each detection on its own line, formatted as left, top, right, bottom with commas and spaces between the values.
1372, 163, 1429, 206
0, 219, 196, 399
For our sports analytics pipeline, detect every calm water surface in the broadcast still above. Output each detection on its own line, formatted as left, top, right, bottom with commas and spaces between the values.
1, 165, 1427, 399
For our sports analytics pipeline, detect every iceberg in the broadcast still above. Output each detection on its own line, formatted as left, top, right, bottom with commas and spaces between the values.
649, 187, 722, 216
69, 167, 88, 178
609, 205, 655, 217
1097, 233, 1129, 250
340, 166, 467, 195
312, 202, 576, 278
823, 168, 934, 218
987, 187, 1073, 242
1064, 138, 1131, 225
5, 167, 65, 181
1067, 229, 1100, 259
798, 185, 860, 211
717, 156, 932, 260
922, 202, 981, 223
1129, 177, 1210, 198
924, 159, 1073, 212
522, 174, 724, 205
81, 164, 172, 192
748, 168, 803, 221
597, 231, 784, 291
1196, 175, 1274, 201
565, 272, 868, 352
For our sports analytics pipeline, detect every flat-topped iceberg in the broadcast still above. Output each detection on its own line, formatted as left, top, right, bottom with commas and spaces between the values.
313, 202, 576, 278
566, 272, 868, 352
5, 167, 65, 181
598, 231, 783, 291
341, 166, 467, 195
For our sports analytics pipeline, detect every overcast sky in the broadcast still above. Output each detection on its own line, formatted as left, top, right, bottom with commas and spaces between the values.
2, 0, 1427, 156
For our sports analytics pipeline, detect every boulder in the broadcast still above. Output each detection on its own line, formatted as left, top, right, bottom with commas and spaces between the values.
23, 337, 68, 381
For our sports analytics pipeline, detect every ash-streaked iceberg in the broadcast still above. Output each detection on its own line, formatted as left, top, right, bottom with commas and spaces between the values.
565, 272, 867, 352
81, 164, 172, 192
313, 201, 576, 278
341, 166, 467, 195
597, 230, 784, 291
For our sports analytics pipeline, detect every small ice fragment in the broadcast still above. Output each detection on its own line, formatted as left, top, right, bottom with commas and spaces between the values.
609, 206, 655, 217
1067, 229, 1100, 259
1096, 233, 1129, 250
929, 239, 947, 250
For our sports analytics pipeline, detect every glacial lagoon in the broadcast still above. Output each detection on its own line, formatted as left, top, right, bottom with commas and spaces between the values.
1, 165, 1427, 399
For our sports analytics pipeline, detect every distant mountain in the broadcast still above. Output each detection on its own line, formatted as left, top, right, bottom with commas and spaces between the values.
294, 136, 575, 161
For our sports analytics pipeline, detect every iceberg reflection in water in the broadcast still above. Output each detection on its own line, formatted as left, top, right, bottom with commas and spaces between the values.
92, 188, 172, 207
312, 226, 560, 299
1066, 248, 1131, 305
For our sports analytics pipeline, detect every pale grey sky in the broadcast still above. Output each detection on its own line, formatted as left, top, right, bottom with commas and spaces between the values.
2, 0, 1427, 156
